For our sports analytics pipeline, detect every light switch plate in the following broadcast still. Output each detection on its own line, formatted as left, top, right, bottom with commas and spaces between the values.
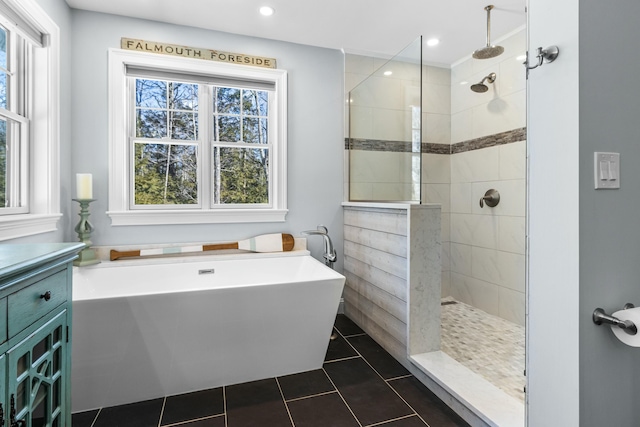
594, 152, 620, 189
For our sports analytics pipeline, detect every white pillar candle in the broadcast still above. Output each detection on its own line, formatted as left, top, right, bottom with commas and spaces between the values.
76, 173, 93, 199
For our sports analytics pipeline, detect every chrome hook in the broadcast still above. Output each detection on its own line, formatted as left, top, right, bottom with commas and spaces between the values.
524, 45, 560, 78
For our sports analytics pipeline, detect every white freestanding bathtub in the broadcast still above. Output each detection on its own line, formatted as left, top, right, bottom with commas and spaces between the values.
71, 253, 345, 412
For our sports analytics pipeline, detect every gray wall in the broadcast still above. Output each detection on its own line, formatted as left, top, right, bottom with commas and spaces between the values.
579, 0, 640, 425
66, 10, 345, 269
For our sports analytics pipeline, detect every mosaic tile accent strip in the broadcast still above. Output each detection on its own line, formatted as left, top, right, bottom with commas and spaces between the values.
423, 143, 451, 154
440, 297, 525, 402
345, 127, 526, 154
450, 127, 527, 154
346, 138, 417, 152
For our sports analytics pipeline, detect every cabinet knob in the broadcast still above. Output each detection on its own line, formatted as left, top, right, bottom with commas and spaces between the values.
40, 291, 51, 301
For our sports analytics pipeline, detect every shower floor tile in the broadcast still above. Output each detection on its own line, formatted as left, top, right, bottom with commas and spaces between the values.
440, 297, 526, 402
72, 314, 469, 427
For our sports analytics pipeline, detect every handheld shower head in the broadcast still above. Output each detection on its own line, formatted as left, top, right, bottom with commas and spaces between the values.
470, 72, 497, 93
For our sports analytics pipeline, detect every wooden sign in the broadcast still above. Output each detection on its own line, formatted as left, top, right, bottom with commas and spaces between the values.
121, 38, 277, 69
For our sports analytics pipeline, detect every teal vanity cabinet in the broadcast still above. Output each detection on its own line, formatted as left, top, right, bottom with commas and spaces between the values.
0, 243, 84, 427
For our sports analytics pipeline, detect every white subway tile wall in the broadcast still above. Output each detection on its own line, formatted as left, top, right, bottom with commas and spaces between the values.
448, 28, 526, 325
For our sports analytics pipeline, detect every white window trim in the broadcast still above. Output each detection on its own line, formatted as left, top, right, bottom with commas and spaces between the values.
0, 0, 61, 241
107, 49, 288, 225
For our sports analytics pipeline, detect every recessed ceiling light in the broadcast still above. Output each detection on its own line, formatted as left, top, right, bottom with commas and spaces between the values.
383, 71, 393, 76
459, 81, 468, 85
516, 54, 527, 61
259, 6, 275, 16
426, 38, 440, 47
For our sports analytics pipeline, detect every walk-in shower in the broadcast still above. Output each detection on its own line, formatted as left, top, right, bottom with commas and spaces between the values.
345, 23, 527, 426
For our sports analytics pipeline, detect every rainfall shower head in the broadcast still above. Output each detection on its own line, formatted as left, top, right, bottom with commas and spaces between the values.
473, 45, 504, 60
470, 72, 496, 93
472, 5, 504, 60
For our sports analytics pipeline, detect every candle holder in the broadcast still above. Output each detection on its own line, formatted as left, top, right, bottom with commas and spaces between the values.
72, 198, 100, 266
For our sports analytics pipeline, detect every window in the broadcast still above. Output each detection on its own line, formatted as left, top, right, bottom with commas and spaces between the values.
108, 49, 287, 225
0, 23, 29, 215
0, 0, 61, 241
132, 78, 199, 207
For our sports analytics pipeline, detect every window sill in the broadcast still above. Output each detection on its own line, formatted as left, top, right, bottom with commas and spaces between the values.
107, 209, 288, 226
0, 213, 62, 241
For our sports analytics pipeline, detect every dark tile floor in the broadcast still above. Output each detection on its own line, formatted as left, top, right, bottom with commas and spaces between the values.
73, 314, 469, 427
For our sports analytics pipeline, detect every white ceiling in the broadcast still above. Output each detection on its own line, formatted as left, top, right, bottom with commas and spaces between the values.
65, 0, 526, 66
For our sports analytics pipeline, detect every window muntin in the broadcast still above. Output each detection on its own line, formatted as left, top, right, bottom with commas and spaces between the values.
213, 88, 268, 144
135, 79, 199, 140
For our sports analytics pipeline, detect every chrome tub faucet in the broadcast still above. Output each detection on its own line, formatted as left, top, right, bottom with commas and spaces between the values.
302, 225, 337, 268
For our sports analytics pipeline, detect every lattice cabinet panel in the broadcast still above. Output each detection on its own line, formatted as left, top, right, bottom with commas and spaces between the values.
7, 310, 67, 427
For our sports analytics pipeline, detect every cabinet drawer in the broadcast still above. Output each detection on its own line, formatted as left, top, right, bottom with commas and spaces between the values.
8, 270, 67, 338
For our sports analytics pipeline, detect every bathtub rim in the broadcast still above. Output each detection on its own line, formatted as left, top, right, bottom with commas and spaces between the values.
72, 251, 345, 301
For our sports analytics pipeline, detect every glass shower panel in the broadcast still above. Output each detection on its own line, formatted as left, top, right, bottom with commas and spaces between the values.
348, 36, 422, 202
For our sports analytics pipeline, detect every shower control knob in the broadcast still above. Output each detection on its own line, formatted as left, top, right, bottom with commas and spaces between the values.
479, 189, 500, 208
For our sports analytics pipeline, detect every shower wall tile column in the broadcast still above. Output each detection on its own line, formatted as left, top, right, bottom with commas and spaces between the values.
421, 66, 452, 298
422, 153, 451, 296
448, 28, 526, 326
